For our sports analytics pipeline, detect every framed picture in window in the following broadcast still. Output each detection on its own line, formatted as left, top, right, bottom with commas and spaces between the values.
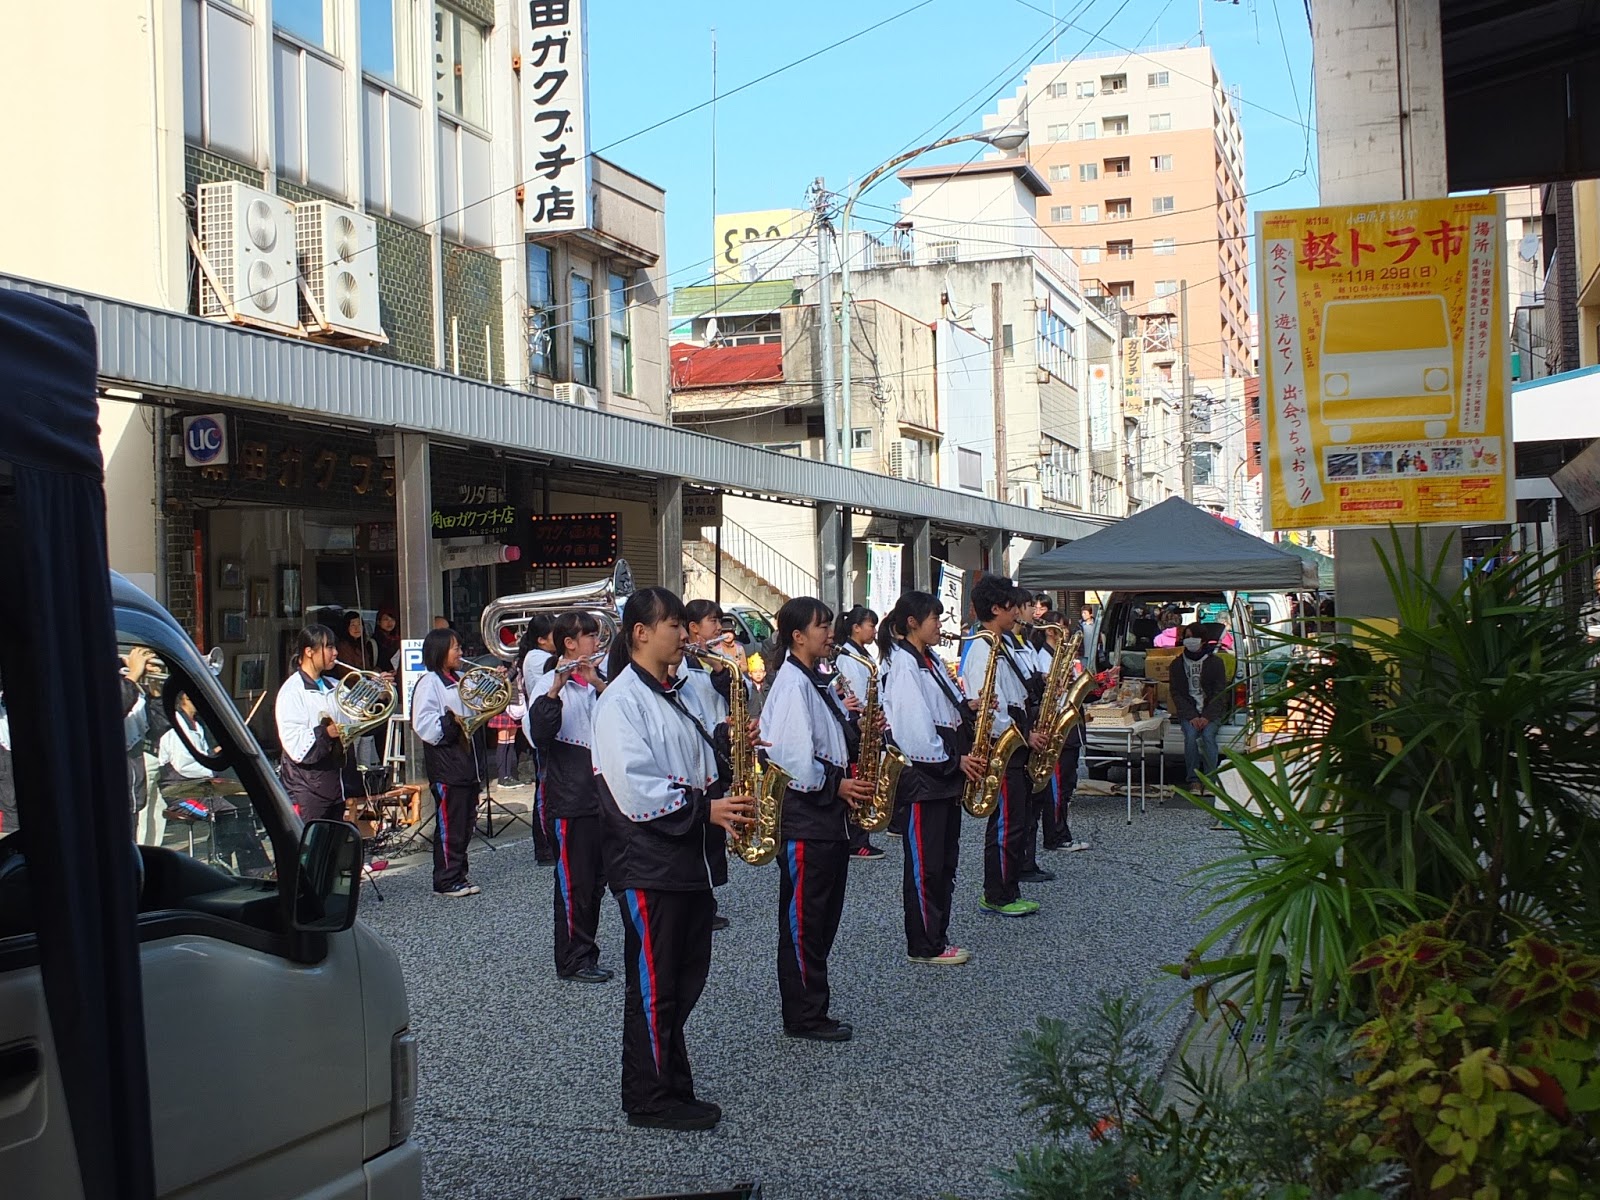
248, 577, 270, 618
220, 609, 247, 644
235, 653, 267, 696
218, 558, 244, 590
277, 565, 301, 619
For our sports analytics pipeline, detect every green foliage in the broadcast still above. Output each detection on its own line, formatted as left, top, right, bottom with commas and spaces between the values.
1343, 923, 1600, 1199
997, 993, 1402, 1200
1178, 531, 1600, 1047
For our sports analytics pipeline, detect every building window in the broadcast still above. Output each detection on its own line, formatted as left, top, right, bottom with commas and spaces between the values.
1107, 240, 1134, 260
1049, 205, 1074, 223
1107, 200, 1131, 220
762, 442, 804, 457
1147, 70, 1169, 88
527, 244, 557, 378
1080, 204, 1099, 223
1001, 323, 1015, 358
1048, 163, 1071, 181
1100, 74, 1127, 93
1152, 237, 1176, 255
608, 271, 632, 395
1149, 112, 1172, 131
275, 0, 336, 50
433, 4, 486, 128
360, 0, 418, 94
851, 428, 874, 451
571, 272, 595, 387
1251, 440, 1262, 466
1078, 121, 1097, 139
1041, 438, 1081, 506
1036, 306, 1077, 382
1046, 124, 1072, 142
274, 33, 348, 196
1110, 281, 1135, 300
1050, 82, 1072, 98
1151, 153, 1173, 172
1152, 195, 1175, 214
1080, 246, 1101, 264
1105, 156, 1130, 177
1076, 80, 1095, 98
1192, 442, 1217, 486
362, 79, 424, 223
957, 446, 983, 490
1103, 117, 1129, 137
1079, 162, 1098, 182
437, 119, 491, 245
182, 0, 258, 160
1154, 280, 1178, 297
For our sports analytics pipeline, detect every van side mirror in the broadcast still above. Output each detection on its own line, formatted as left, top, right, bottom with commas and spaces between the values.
291, 820, 361, 933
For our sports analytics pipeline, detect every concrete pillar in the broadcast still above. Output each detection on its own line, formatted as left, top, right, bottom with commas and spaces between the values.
816, 502, 846, 615
1314, 0, 1456, 616
395, 432, 441, 640
980, 529, 1006, 578
655, 475, 684, 593
908, 518, 933, 593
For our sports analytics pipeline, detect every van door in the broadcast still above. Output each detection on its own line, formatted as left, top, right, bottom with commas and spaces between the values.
1230, 591, 1263, 715
0, 608, 373, 1199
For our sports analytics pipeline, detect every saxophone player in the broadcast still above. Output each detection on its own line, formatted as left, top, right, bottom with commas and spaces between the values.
1012, 584, 1058, 886
592, 588, 754, 1132
964, 576, 1050, 917
831, 605, 885, 859
879, 592, 980, 965
758, 597, 869, 1042
679, 598, 741, 931
1039, 612, 1090, 854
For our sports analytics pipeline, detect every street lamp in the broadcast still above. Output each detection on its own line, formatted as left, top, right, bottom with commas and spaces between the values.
836, 124, 1029, 467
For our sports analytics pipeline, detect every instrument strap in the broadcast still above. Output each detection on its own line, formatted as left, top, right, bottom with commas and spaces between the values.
653, 679, 731, 776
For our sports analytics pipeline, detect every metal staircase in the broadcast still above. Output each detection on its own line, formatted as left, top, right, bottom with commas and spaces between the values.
682, 517, 817, 611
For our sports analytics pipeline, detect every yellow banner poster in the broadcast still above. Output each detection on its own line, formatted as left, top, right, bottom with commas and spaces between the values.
1256, 195, 1512, 530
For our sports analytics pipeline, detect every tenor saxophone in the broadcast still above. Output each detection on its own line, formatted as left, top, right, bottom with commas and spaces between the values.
1026, 631, 1083, 792
847, 655, 906, 833
961, 630, 1026, 818
693, 649, 790, 866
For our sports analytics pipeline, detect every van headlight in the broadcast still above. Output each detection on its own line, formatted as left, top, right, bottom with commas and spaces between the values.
1324, 372, 1349, 397
390, 1030, 418, 1146
1423, 367, 1450, 392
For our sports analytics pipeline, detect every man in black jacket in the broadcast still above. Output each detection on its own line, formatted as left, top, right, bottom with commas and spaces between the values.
1169, 623, 1229, 789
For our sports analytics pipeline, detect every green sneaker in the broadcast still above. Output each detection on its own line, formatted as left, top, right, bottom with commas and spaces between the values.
980, 897, 1040, 917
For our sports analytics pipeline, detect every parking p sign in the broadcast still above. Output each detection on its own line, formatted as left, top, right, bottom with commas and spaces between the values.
398, 638, 425, 720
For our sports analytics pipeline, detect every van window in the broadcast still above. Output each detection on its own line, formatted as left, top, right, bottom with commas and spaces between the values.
1250, 601, 1273, 626
1322, 296, 1448, 354
124, 638, 277, 879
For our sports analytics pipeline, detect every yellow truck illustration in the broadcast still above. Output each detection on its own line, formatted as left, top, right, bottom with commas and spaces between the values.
1319, 296, 1454, 443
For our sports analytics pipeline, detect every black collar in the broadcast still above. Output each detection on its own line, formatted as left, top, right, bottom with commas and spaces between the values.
630, 660, 686, 696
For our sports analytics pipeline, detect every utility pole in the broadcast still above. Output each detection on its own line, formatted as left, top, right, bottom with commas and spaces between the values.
813, 179, 837, 466
991, 282, 1008, 504
1179, 278, 1194, 503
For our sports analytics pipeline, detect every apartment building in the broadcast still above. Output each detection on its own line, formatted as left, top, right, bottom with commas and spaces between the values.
987, 46, 1251, 388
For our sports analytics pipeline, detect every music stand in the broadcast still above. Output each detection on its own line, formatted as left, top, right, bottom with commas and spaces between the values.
476, 776, 530, 843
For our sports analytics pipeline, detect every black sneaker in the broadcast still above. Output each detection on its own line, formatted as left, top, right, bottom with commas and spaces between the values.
627, 1102, 719, 1131
785, 1021, 853, 1043
682, 1098, 722, 1122
1018, 867, 1056, 883
560, 966, 613, 984
849, 844, 885, 861
711, 913, 731, 931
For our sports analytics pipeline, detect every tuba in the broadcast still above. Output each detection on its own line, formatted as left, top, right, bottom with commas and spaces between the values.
693, 647, 790, 866
843, 654, 906, 833
455, 665, 514, 738
479, 559, 634, 664
331, 661, 397, 747
1026, 630, 1082, 792
960, 630, 1027, 819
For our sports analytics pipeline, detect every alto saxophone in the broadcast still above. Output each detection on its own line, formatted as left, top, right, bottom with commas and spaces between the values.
961, 630, 1027, 818
693, 649, 790, 866
845, 654, 906, 833
1027, 631, 1083, 792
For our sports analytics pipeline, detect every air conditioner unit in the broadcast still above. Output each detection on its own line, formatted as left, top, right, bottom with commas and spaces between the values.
197, 182, 299, 332
294, 200, 385, 342
1014, 482, 1044, 508
887, 438, 907, 479
554, 382, 600, 409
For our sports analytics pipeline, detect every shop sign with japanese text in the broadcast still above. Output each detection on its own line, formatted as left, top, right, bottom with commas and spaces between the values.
520, 0, 590, 233
1256, 195, 1512, 529
525, 512, 618, 569
430, 503, 520, 539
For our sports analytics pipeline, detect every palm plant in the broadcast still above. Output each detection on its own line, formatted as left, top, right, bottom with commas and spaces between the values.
1180, 529, 1600, 1045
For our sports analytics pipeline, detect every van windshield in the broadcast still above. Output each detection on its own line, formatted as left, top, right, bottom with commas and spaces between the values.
1323, 297, 1449, 354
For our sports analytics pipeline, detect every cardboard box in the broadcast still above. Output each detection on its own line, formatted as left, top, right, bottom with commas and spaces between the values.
1145, 647, 1181, 710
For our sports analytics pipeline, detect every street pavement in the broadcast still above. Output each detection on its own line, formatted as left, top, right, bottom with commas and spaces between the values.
361, 784, 1220, 1200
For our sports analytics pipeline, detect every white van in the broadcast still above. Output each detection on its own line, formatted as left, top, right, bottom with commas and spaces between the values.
1320, 296, 1455, 443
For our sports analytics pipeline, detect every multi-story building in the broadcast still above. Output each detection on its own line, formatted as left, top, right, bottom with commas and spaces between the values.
986, 46, 1251, 389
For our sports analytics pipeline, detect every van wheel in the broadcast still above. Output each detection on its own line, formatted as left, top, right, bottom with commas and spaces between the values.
1328, 424, 1352, 444
1424, 420, 1447, 439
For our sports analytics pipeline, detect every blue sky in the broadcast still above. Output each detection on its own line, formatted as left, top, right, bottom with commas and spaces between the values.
586, 0, 1318, 292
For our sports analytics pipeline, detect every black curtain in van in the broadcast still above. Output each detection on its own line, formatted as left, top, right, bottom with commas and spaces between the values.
0, 290, 154, 1200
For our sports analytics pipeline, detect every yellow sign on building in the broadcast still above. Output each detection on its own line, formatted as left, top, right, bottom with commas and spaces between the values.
1256, 195, 1513, 530
713, 209, 809, 281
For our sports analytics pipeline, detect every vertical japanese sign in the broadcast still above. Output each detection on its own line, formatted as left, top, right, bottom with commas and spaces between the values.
867, 543, 903, 625
1121, 336, 1142, 415
935, 561, 965, 670
1257, 195, 1512, 530
521, 0, 591, 233
1088, 364, 1114, 448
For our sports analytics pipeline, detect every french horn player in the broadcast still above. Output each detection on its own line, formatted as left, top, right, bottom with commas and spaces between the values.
411, 626, 492, 900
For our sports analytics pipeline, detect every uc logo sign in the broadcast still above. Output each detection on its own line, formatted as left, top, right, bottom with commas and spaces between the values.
183, 414, 228, 466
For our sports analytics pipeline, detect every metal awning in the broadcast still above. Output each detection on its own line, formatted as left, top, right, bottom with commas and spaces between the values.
2, 274, 1108, 543
1512, 364, 1600, 443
